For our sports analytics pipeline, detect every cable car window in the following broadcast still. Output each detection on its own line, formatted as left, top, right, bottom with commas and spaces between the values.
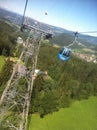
63, 50, 71, 57
59, 48, 64, 54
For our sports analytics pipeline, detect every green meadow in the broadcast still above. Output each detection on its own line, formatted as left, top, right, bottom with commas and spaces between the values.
29, 96, 97, 130
0, 56, 5, 71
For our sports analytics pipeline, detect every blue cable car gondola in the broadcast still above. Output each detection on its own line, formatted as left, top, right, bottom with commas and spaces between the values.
58, 32, 78, 61
58, 47, 71, 61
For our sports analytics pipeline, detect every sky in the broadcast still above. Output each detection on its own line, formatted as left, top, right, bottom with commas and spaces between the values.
0, 0, 97, 36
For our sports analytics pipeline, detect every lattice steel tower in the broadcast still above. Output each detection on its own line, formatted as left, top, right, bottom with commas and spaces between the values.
0, 21, 52, 130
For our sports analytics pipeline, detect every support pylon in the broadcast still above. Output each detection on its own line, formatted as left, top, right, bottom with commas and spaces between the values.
0, 24, 52, 130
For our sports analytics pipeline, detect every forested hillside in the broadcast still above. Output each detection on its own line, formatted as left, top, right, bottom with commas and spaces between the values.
0, 20, 17, 56
30, 44, 97, 117
0, 19, 24, 56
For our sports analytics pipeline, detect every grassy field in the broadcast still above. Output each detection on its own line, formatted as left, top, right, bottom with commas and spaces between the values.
0, 56, 5, 72
29, 96, 97, 130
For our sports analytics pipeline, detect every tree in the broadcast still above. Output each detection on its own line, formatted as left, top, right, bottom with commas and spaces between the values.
2, 48, 7, 56
39, 91, 58, 117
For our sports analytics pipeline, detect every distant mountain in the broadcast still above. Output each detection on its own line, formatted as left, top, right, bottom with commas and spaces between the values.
0, 8, 97, 46
0, 8, 66, 34
0, 8, 22, 25
78, 34, 97, 45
